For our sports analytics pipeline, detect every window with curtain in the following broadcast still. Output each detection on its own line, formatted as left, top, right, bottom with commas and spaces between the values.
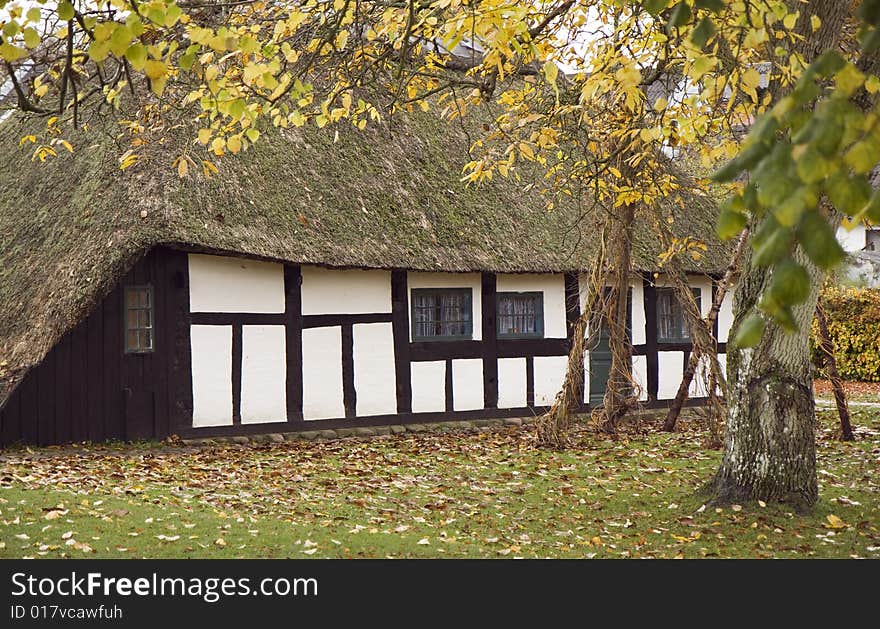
656, 287, 701, 342
497, 292, 544, 338
411, 288, 473, 340
125, 285, 154, 353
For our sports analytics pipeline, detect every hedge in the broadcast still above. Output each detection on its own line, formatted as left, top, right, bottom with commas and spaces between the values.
810, 286, 880, 382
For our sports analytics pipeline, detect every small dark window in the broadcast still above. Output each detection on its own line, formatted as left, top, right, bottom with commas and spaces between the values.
867, 228, 880, 252
657, 287, 701, 343
411, 288, 473, 341
125, 285, 154, 353
497, 292, 544, 338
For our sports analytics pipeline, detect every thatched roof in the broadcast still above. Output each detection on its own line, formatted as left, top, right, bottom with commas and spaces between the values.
0, 107, 726, 407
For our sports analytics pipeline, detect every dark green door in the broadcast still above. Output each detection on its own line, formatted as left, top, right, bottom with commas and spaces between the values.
588, 289, 632, 406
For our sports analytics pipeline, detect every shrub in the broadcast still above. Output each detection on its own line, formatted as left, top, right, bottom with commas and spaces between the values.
810, 286, 880, 382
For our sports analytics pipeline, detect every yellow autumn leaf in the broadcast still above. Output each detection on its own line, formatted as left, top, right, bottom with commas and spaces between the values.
825, 514, 847, 529
144, 60, 167, 81
227, 135, 243, 153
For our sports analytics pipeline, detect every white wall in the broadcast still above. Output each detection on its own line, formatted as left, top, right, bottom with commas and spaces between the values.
353, 322, 397, 416
452, 359, 484, 411
240, 325, 287, 424
632, 355, 649, 401
657, 351, 684, 400
534, 355, 568, 406
189, 254, 284, 313
301, 267, 392, 315
496, 274, 567, 338
408, 272, 482, 340
498, 358, 527, 409
191, 325, 233, 427
718, 292, 734, 343
411, 361, 446, 413
837, 223, 867, 252
302, 327, 344, 420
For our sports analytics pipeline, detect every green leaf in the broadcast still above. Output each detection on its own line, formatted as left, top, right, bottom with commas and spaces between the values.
695, 0, 725, 12
58, 1, 75, 22
642, 0, 669, 16
774, 186, 817, 227
797, 210, 847, 270
769, 260, 811, 306
666, 2, 692, 32
712, 142, 769, 183
691, 17, 716, 49
717, 201, 748, 240
825, 172, 871, 216
26, 7, 42, 23
862, 192, 880, 223
812, 50, 846, 77
794, 146, 832, 184
844, 138, 880, 174
124, 43, 147, 70
732, 314, 766, 348
752, 217, 792, 268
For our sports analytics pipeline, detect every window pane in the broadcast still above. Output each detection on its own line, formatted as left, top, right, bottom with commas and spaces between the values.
125, 288, 138, 310
411, 289, 471, 339
497, 293, 542, 338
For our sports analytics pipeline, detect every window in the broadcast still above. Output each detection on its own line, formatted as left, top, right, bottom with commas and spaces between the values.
411, 288, 472, 341
125, 285, 154, 353
656, 287, 701, 343
867, 228, 880, 252
497, 292, 544, 338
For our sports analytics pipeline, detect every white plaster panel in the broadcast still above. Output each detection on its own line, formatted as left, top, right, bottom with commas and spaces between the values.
689, 355, 712, 399
496, 274, 567, 338
451, 358, 484, 411
240, 325, 287, 424
188, 254, 284, 313
497, 358, 527, 409
302, 326, 344, 420
534, 355, 568, 406
190, 325, 233, 427
657, 351, 685, 400
407, 272, 481, 340
353, 322, 397, 416
632, 355, 649, 401
836, 223, 867, 252
630, 281, 647, 345
583, 350, 590, 405
718, 292, 734, 343
301, 267, 392, 315
411, 361, 446, 413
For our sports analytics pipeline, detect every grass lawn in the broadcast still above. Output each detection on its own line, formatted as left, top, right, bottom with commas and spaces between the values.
1, 407, 878, 559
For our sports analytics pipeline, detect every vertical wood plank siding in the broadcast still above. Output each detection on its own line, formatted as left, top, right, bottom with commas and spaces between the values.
0, 247, 191, 447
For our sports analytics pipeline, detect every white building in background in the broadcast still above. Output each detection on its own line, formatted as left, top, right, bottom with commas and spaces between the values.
837, 223, 880, 288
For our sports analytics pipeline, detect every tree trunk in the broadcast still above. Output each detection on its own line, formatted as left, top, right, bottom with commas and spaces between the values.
710, 0, 852, 509
601, 202, 635, 432
663, 229, 749, 432
815, 300, 855, 441
710, 245, 823, 509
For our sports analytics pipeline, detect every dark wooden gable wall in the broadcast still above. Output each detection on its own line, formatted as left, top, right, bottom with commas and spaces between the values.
0, 247, 191, 447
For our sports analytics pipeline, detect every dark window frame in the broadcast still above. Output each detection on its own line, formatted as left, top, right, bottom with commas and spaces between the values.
124, 284, 155, 354
656, 287, 701, 343
496, 291, 545, 339
410, 287, 474, 342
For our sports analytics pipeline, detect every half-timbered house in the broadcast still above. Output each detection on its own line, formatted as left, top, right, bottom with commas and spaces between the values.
0, 111, 733, 446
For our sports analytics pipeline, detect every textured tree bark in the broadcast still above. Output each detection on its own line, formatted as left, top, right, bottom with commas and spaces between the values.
816, 301, 854, 441
709, 0, 851, 509
601, 202, 635, 432
711, 246, 823, 509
